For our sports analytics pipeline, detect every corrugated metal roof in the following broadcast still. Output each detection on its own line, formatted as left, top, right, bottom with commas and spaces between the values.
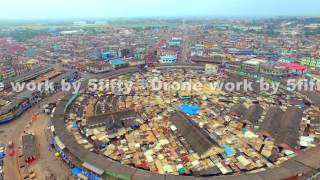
275, 106, 303, 149
258, 106, 284, 137
82, 162, 104, 175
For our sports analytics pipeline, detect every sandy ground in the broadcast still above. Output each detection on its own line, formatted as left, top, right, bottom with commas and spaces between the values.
0, 92, 74, 180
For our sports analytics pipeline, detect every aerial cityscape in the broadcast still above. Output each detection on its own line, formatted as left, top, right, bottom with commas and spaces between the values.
0, 0, 320, 180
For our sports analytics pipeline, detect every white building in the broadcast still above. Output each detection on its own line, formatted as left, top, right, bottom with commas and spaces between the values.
205, 64, 219, 74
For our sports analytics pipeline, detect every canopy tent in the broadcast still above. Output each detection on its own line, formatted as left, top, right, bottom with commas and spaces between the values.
72, 167, 82, 176
223, 145, 235, 157
179, 104, 200, 116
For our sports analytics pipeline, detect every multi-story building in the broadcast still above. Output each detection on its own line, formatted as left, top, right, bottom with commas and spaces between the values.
0, 63, 16, 80
240, 59, 266, 74
160, 54, 177, 64
300, 57, 320, 70
86, 62, 113, 74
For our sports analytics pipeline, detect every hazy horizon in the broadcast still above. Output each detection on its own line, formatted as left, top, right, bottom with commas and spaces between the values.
0, 0, 320, 20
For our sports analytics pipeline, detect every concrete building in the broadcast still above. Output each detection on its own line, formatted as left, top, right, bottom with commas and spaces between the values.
86, 62, 113, 74
160, 54, 177, 64
205, 64, 219, 74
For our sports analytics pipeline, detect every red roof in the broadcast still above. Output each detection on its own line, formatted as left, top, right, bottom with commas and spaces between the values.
277, 62, 306, 71
9, 45, 25, 53
159, 38, 168, 43
161, 50, 177, 55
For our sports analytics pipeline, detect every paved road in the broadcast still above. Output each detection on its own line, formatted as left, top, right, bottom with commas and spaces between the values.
180, 21, 191, 63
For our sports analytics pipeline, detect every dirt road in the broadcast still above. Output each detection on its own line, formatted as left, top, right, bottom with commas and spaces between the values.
0, 92, 73, 180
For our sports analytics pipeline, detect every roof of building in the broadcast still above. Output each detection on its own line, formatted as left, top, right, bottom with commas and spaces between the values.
169, 111, 220, 156
275, 106, 303, 149
0, 98, 25, 113
179, 104, 200, 116
2, 65, 53, 88
51, 65, 320, 179
192, 166, 221, 176
259, 63, 275, 70
258, 106, 284, 137
49, 69, 78, 84
191, 55, 224, 64
16, 90, 37, 99
22, 134, 37, 159
229, 104, 247, 117
160, 54, 177, 60
161, 50, 177, 55
110, 58, 129, 65
86, 62, 112, 69
86, 109, 140, 130
241, 104, 263, 125
14, 65, 54, 82
243, 59, 267, 66
301, 91, 320, 106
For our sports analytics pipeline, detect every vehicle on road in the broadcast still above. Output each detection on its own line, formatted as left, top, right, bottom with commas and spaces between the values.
43, 103, 57, 114
8, 141, 14, 149
8, 149, 15, 157
0, 145, 4, 179
0, 146, 4, 159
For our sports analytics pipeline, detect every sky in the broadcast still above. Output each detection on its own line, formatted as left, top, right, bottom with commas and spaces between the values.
0, 0, 320, 19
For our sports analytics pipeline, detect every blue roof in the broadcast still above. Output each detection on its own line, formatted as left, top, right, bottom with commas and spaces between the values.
179, 104, 200, 116
223, 145, 235, 156
101, 51, 113, 60
110, 58, 128, 65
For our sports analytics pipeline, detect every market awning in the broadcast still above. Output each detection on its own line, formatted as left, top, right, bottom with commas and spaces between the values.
72, 167, 82, 176
82, 162, 104, 175
54, 136, 66, 150
223, 145, 235, 156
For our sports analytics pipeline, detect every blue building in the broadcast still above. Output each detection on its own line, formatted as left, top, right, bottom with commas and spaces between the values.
160, 54, 177, 64
101, 51, 113, 60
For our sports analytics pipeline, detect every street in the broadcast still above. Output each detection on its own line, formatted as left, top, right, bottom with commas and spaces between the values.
0, 92, 73, 180
180, 20, 191, 63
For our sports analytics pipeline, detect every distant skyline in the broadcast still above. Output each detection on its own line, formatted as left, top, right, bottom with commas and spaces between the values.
0, 0, 320, 20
